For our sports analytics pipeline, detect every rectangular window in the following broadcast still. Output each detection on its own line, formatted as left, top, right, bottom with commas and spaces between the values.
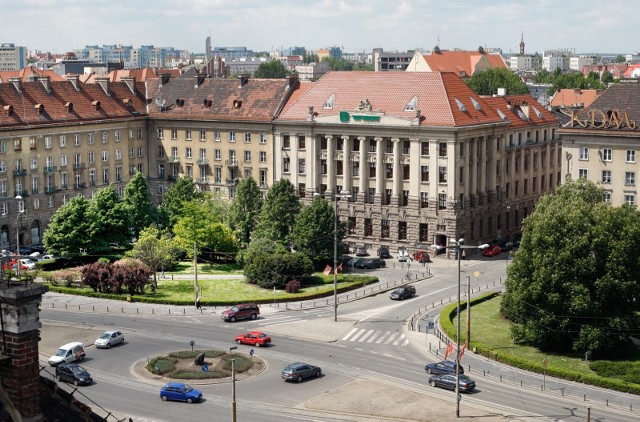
115, 131, 121, 142
421, 165, 429, 182
283, 157, 290, 173
186, 148, 192, 159
604, 191, 611, 203
627, 150, 636, 163
321, 159, 327, 175
102, 151, 108, 161
602, 148, 612, 161
364, 218, 373, 236
244, 132, 251, 143
368, 188, 375, 204
115, 149, 122, 160
369, 162, 376, 178
282, 135, 290, 149
260, 151, 267, 162
386, 163, 393, 179
259, 132, 267, 143
438, 142, 447, 157
381, 220, 390, 238
625, 194, 635, 206
59, 135, 66, 147
215, 131, 221, 141
403, 164, 410, 180
298, 135, 305, 150
626, 171, 635, 186
336, 160, 343, 176
439, 166, 447, 183
229, 131, 236, 142
402, 190, 409, 206
244, 151, 251, 162
157, 128, 164, 140
602, 170, 612, 184
352, 162, 359, 177
214, 149, 221, 160
459, 166, 464, 184
438, 193, 447, 210
369, 139, 376, 153
420, 192, 428, 208
459, 143, 464, 157
385, 140, 393, 154
74, 134, 81, 146
320, 137, 328, 150
298, 159, 306, 174
298, 183, 306, 197
579, 169, 588, 179
185, 129, 192, 141
398, 222, 407, 240
348, 217, 356, 235
580, 147, 589, 160
352, 138, 360, 152
199, 130, 206, 141
402, 140, 410, 155
171, 129, 178, 140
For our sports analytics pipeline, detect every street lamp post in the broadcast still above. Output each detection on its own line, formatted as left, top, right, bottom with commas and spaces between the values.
229, 345, 238, 422
446, 238, 488, 418
333, 191, 351, 322
15, 195, 23, 277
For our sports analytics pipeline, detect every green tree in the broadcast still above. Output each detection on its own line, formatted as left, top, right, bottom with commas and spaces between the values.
228, 177, 263, 245
43, 196, 93, 257
242, 238, 312, 289
304, 52, 318, 64
158, 176, 204, 230
290, 195, 345, 268
123, 172, 157, 239
601, 70, 614, 84
615, 54, 626, 63
322, 57, 354, 71
254, 60, 288, 78
465, 68, 529, 95
253, 179, 301, 245
501, 179, 640, 358
87, 186, 132, 252
126, 226, 179, 287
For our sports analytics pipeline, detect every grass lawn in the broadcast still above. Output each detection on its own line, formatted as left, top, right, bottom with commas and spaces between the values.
167, 261, 244, 275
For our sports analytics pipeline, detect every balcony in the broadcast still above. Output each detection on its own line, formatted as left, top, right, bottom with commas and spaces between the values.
60, 184, 68, 190
44, 166, 57, 173
167, 156, 180, 163
259, 183, 269, 189
196, 158, 209, 165
196, 177, 208, 183
167, 175, 177, 181
46, 186, 57, 194
74, 183, 86, 190
15, 190, 28, 197
225, 159, 238, 168
73, 162, 87, 169
225, 178, 239, 186
13, 169, 27, 177
89, 180, 96, 187
31, 188, 38, 195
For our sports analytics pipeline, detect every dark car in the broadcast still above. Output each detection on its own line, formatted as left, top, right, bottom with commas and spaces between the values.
282, 362, 322, 382
424, 360, 464, 375
428, 374, 476, 392
353, 258, 385, 269
389, 285, 416, 300
221, 303, 260, 322
377, 246, 391, 259
55, 363, 92, 386
160, 382, 203, 403
16, 246, 33, 255
30, 244, 46, 254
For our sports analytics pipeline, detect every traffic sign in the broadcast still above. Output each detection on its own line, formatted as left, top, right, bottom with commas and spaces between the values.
474, 271, 479, 278
249, 349, 254, 356
202, 364, 209, 372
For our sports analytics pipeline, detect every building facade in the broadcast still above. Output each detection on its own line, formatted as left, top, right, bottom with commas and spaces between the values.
0, 43, 27, 72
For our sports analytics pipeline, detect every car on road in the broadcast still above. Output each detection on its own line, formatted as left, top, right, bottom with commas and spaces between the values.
396, 247, 409, 262
94, 330, 124, 349
424, 360, 464, 375
55, 363, 92, 386
221, 303, 260, 322
412, 249, 432, 263
282, 362, 322, 382
377, 246, 391, 259
389, 285, 416, 300
235, 331, 271, 347
160, 382, 203, 403
482, 245, 502, 257
355, 245, 369, 256
48, 342, 85, 366
19, 258, 37, 270
428, 374, 476, 392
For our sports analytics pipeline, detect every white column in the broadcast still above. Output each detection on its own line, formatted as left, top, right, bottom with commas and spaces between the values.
342, 136, 352, 193
392, 138, 401, 203
326, 135, 335, 195
376, 137, 384, 200
358, 136, 367, 201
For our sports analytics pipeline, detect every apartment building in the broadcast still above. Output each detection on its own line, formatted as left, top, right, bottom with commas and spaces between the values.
145, 74, 298, 201
273, 72, 559, 256
406, 47, 508, 78
559, 80, 640, 206
0, 43, 27, 72
0, 75, 147, 250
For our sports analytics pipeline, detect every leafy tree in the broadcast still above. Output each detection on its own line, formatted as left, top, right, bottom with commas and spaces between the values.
87, 186, 132, 252
601, 70, 614, 84
43, 196, 93, 257
158, 176, 204, 230
254, 60, 288, 78
532, 69, 553, 84
465, 67, 529, 95
304, 52, 318, 64
501, 179, 640, 358
126, 226, 179, 287
253, 179, 301, 245
615, 54, 626, 63
322, 57, 354, 71
290, 195, 346, 268
228, 177, 263, 245
123, 172, 157, 239
353, 63, 374, 71
242, 238, 312, 288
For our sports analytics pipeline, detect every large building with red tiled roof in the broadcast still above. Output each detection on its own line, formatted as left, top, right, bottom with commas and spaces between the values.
550, 88, 603, 108
274, 71, 559, 253
559, 79, 640, 206
406, 48, 508, 78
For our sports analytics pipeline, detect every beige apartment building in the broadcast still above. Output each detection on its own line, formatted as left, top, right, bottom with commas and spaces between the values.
274, 72, 560, 256
559, 80, 640, 206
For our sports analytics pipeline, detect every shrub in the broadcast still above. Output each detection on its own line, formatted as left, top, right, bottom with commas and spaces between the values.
285, 278, 301, 293
146, 356, 178, 374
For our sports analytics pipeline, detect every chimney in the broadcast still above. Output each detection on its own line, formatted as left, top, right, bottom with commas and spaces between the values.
4, 105, 13, 116
8, 77, 21, 93
95, 77, 110, 96
67, 74, 80, 91
286, 74, 298, 88
39, 75, 51, 93
160, 73, 171, 86
120, 76, 136, 94
520, 101, 530, 119
238, 74, 249, 88
0, 283, 49, 421
307, 106, 315, 121
497, 87, 506, 96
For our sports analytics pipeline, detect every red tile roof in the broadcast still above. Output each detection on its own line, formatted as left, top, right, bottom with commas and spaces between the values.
278, 71, 505, 127
550, 89, 602, 108
422, 50, 508, 77
0, 66, 65, 83
481, 95, 557, 128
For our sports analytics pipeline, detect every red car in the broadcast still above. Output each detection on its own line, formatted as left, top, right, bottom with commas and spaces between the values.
412, 250, 432, 263
482, 245, 502, 257
234, 331, 271, 347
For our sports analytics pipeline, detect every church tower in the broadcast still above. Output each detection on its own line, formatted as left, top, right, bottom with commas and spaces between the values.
519, 33, 525, 55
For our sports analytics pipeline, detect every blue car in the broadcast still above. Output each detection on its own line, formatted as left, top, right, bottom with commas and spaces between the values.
160, 382, 202, 403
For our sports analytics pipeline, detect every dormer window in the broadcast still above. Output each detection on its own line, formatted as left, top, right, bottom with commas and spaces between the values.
65, 102, 74, 112
404, 96, 417, 112
91, 100, 101, 110
470, 96, 483, 111
176, 98, 185, 107
323, 94, 335, 109
203, 99, 212, 107
497, 109, 509, 122
233, 99, 242, 109
34, 104, 44, 114
454, 98, 467, 112
3, 105, 13, 115
516, 108, 528, 121
122, 99, 132, 108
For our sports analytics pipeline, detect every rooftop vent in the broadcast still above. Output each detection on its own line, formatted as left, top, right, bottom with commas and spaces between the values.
203, 99, 212, 107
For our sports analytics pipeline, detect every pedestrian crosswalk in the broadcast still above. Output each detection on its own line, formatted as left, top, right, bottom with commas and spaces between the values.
341, 327, 410, 346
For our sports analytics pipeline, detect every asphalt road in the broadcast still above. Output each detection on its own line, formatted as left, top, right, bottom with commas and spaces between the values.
38, 254, 639, 422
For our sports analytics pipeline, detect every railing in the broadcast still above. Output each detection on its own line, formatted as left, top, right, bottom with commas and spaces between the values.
13, 169, 26, 177
225, 178, 239, 185
45, 186, 57, 194
73, 163, 86, 169
44, 166, 57, 173
196, 158, 209, 165
167, 156, 180, 163
225, 159, 238, 167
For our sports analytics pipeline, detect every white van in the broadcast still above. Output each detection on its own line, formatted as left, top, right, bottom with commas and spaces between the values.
48, 342, 85, 366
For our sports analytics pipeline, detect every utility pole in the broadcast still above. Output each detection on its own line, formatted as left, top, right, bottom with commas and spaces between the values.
466, 275, 471, 347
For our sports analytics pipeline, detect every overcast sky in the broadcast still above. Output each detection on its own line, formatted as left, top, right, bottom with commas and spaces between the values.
4, 0, 637, 56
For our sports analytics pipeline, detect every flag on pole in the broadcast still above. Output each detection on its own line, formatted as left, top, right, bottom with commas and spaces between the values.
444, 342, 454, 360
458, 343, 467, 362
337, 263, 343, 273
323, 265, 332, 276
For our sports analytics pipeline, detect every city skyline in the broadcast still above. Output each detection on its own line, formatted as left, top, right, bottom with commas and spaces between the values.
4, 0, 638, 56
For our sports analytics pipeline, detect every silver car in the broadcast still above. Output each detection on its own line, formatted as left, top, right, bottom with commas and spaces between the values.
94, 330, 124, 349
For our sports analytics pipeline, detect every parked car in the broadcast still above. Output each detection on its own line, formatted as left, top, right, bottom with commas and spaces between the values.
234, 331, 271, 347
396, 247, 409, 262
48, 342, 85, 366
221, 303, 260, 322
354, 258, 386, 269
40, 254, 57, 261
377, 246, 391, 259
94, 330, 124, 349
428, 374, 476, 392
355, 245, 369, 256
389, 285, 416, 300
412, 249, 432, 263
19, 258, 37, 270
55, 363, 92, 386
424, 360, 464, 375
160, 382, 203, 403
282, 362, 322, 382
482, 245, 502, 257
30, 244, 46, 254
16, 246, 34, 255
